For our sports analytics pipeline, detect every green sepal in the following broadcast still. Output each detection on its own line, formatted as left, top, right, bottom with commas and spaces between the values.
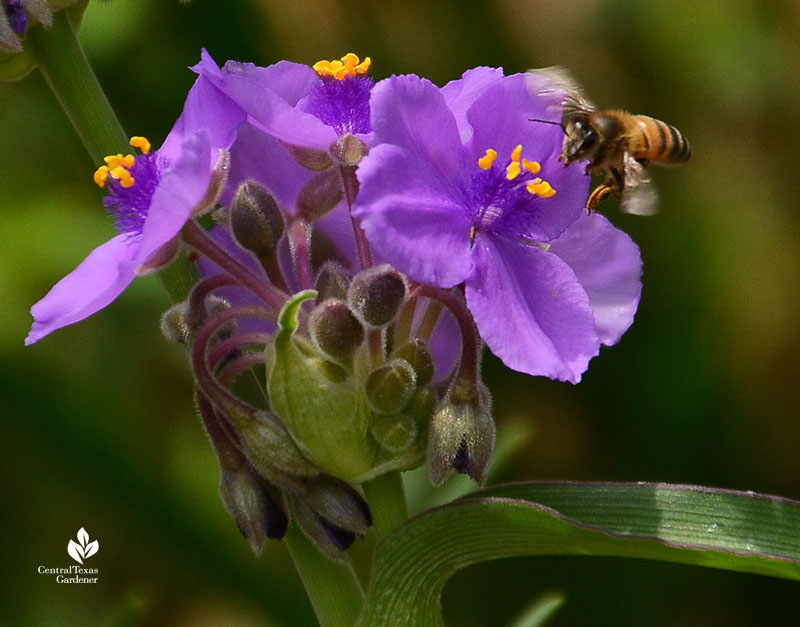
267, 290, 377, 482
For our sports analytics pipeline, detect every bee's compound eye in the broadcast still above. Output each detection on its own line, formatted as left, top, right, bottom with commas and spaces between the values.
577, 128, 597, 153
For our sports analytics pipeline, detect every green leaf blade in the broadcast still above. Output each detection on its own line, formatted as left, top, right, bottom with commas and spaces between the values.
359, 482, 800, 626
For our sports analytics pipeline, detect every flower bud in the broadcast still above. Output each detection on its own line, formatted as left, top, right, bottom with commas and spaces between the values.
290, 495, 355, 559
371, 413, 417, 452
402, 386, 438, 426
281, 141, 335, 171
137, 234, 181, 275
232, 408, 321, 492
330, 133, 368, 166
219, 466, 288, 554
296, 169, 343, 221
392, 338, 435, 386
302, 475, 372, 535
428, 380, 495, 486
314, 261, 352, 302
160, 302, 190, 344
365, 359, 416, 414
230, 179, 285, 256
309, 299, 364, 362
347, 264, 407, 328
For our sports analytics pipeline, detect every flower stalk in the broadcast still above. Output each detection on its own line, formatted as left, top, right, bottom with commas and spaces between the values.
27, 9, 128, 162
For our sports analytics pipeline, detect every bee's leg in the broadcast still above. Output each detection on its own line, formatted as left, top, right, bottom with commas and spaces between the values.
586, 184, 613, 213
586, 168, 624, 213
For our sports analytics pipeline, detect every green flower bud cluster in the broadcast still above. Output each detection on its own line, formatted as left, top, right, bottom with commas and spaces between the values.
267, 264, 440, 486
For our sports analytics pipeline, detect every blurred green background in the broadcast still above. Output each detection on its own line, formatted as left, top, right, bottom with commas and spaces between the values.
2, 0, 799, 625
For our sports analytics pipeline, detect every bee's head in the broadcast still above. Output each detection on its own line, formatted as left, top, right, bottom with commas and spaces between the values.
562, 113, 597, 164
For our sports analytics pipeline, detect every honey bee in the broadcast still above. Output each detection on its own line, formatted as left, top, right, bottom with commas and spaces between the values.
529, 67, 691, 215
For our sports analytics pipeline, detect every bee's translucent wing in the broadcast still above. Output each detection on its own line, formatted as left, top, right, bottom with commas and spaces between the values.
620, 153, 659, 216
527, 66, 597, 121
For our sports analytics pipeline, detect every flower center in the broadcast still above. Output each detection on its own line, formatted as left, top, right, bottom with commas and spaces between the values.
305, 53, 373, 136
93, 136, 161, 238
468, 144, 556, 241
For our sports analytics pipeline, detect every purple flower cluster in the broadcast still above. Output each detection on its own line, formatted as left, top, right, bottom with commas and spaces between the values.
25, 50, 644, 551
28, 51, 641, 385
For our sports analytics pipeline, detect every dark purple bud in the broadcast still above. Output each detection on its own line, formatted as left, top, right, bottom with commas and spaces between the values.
309, 298, 365, 362
219, 467, 288, 554
290, 495, 356, 559
314, 261, 352, 302
296, 169, 343, 221
230, 179, 285, 255
302, 475, 372, 535
347, 264, 408, 328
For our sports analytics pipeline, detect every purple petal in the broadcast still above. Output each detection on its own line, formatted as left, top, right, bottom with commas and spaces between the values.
465, 235, 599, 382
369, 74, 466, 186
193, 50, 336, 148
136, 131, 212, 266
159, 73, 247, 164
548, 213, 642, 346
26, 234, 139, 345
440, 66, 505, 142
353, 143, 473, 287
220, 123, 309, 209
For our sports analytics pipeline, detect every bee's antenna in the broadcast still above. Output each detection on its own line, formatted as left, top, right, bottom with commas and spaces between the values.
529, 118, 566, 135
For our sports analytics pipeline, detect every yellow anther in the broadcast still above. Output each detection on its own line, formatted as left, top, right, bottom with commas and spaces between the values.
110, 166, 135, 188
93, 165, 109, 188
104, 154, 122, 169
522, 159, 541, 174
478, 149, 497, 170
506, 161, 521, 180
130, 136, 151, 154
313, 53, 370, 79
527, 180, 556, 197
355, 56, 371, 74
510, 144, 523, 163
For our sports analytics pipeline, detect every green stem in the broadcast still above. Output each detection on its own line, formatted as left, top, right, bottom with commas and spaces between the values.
285, 522, 365, 627
362, 471, 409, 537
28, 9, 129, 162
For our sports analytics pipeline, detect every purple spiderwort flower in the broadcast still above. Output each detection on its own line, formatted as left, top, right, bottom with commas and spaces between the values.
193, 50, 373, 152
25, 71, 247, 345
353, 69, 642, 382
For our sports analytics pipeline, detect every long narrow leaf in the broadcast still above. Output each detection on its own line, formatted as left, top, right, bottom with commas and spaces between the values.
358, 482, 800, 626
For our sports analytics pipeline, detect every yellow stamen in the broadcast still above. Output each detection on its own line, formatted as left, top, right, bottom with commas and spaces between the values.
478, 149, 497, 170
506, 161, 521, 180
130, 136, 151, 154
93, 165, 109, 188
522, 159, 541, 174
527, 180, 556, 197
510, 144, 523, 163
313, 53, 370, 79
110, 166, 135, 188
